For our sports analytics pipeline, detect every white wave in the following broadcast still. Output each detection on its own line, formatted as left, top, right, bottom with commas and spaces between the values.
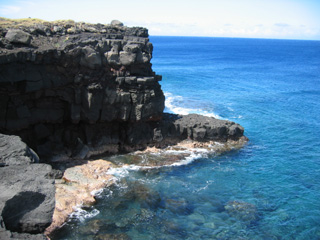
170, 151, 207, 167
70, 207, 100, 223
146, 147, 209, 168
90, 188, 104, 196
105, 148, 209, 177
227, 106, 234, 112
107, 167, 129, 178
230, 115, 243, 119
193, 180, 214, 193
164, 92, 222, 119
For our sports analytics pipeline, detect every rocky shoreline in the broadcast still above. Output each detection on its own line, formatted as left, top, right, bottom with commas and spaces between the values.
0, 18, 248, 239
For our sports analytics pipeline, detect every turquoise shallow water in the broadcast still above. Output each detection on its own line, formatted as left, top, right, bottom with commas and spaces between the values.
53, 37, 320, 239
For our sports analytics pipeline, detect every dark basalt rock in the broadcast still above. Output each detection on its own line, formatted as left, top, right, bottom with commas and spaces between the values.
159, 113, 244, 142
0, 133, 55, 239
0, 133, 39, 166
5, 29, 32, 45
0, 164, 55, 234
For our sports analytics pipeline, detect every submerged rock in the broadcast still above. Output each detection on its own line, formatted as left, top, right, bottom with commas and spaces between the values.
165, 198, 193, 215
95, 233, 131, 240
128, 182, 161, 209
224, 200, 258, 224
78, 219, 105, 235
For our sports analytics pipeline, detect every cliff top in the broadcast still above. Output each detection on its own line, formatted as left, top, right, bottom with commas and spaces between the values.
0, 17, 147, 34
0, 18, 149, 51
0, 17, 77, 28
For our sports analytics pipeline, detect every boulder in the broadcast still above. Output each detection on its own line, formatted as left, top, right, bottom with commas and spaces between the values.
80, 46, 102, 69
161, 114, 245, 141
5, 29, 32, 45
110, 20, 124, 27
0, 164, 55, 234
0, 133, 39, 167
0, 133, 55, 238
119, 51, 136, 65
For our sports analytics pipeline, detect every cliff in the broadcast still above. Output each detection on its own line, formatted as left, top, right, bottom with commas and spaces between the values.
0, 18, 245, 162
0, 18, 165, 161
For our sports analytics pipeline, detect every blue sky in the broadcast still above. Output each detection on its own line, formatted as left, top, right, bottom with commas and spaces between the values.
0, 0, 320, 40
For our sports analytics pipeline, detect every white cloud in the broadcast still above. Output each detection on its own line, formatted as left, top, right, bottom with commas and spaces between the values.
274, 23, 290, 27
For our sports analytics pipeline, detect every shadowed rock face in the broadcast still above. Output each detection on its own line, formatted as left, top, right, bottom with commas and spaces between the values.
2, 191, 46, 233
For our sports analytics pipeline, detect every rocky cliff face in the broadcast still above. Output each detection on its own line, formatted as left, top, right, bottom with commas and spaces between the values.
0, 18, 245, 162
0, 19, 165, 160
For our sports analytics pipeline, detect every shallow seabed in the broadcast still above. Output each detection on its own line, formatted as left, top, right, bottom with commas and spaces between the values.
52, 37, 320, 240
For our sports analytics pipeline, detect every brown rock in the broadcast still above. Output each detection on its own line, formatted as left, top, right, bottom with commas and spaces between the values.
45, 160, 115, 236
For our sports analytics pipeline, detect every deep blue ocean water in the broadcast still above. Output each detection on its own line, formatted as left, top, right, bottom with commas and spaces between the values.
53, 37, 320, 239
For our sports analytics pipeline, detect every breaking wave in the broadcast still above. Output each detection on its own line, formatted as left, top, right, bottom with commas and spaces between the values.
164, 92, 222, 119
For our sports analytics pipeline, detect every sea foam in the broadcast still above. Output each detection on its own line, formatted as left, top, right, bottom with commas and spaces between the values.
164, 92, 222, 119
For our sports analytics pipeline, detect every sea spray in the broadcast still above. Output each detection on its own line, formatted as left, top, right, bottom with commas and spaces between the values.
164, 92, 223, 119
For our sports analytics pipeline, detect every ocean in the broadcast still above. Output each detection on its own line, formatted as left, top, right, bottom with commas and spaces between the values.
52, 37, 320, 239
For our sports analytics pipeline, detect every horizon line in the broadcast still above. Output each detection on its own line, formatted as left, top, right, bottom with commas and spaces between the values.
149, 34, 320, 42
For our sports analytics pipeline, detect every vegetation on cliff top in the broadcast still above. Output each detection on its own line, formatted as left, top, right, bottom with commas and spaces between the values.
0, 17, 76, 28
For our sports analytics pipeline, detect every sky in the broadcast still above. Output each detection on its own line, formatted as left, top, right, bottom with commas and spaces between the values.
0, 0, 320, 40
